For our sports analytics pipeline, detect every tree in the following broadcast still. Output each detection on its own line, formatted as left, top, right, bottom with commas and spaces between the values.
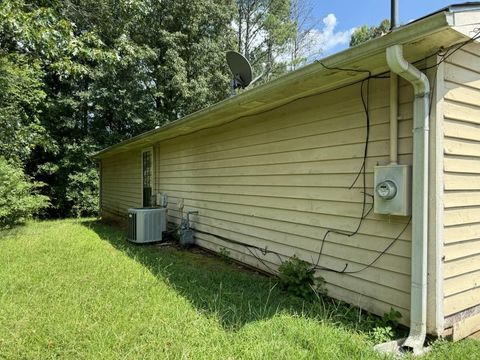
349, 19, 390, 47
234, 0, 296, 82
288, 0, 322, 70
0, 0, 237, 218
0, 53, 50, 164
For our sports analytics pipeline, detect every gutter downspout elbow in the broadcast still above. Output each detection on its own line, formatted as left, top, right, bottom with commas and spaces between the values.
386, 45, 430, 354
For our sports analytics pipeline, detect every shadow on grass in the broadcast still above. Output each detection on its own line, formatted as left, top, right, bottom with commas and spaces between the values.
80, 219, 397, 335
0, 222, 28, 239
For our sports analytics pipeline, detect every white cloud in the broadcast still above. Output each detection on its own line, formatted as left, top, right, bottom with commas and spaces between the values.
278, 13, 355, 67
307, 13, 356, 57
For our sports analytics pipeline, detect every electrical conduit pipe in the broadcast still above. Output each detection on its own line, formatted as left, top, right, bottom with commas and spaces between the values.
386, 44, 430, 354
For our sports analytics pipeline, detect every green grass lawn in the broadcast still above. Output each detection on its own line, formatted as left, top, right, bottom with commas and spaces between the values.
0, 219, 479, 359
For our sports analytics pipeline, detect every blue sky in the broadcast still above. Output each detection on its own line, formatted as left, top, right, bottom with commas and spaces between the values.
310, 0, 455, 56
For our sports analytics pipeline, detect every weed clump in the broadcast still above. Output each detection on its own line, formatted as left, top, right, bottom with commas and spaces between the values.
370, 308, 403, 343
277, 255, 325, 301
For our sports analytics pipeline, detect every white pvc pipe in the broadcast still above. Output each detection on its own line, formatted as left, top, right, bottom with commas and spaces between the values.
386, 45, 430, 354
390, 73, 399, 164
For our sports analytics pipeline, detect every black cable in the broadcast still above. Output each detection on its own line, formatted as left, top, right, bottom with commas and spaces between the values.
185, 29, 480, 277
422, 28, 480, 71
342, 217, 411, 274
428, 67, 438, 117
310, 34, 474, 274
315, 217, 411, 275
194, 228, 269, 254
313, 204, 374, 271
189, 74, 378, 276
163, 79, 369, 145
423, 28, 480, 117
245, 246, 278, 274
311, 28, 480, 274
349, 78, 370, 190
313, 78, 372, 271
314, 60, 372, 78
194, 227, 280, 274
160, 58, 392, 147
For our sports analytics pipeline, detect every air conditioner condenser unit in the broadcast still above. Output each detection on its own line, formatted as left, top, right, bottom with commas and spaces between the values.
128, 208, 167, 243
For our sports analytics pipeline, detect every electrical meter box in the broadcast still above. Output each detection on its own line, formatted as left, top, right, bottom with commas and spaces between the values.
374, 164, 411, 216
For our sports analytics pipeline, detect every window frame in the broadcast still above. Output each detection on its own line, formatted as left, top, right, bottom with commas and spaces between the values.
141, 147, 155, 207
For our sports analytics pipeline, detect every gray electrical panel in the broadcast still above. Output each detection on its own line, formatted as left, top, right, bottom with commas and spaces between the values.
374, 164, 411, 216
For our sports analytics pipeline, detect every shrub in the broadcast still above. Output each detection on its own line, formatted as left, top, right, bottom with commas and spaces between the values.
0, 157, 49, 228
65, 168, 99, 217
277, 255, 325, 300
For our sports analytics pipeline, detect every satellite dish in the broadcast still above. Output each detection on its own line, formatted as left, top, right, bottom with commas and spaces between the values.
226, 51, 253, 90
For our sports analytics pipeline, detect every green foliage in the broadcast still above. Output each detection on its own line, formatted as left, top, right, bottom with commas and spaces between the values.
66, 168, 99, 217
368, 307, 402, 344
380, 307, 402, 328
370, 325, 394, 344
0, 53, 50, 164
350, 19, 390, 47
0, 0, 237, 219
218, 247, 231, 262
277, 255, 324, 300
0, 158, 49, 228
0, 0, 303, 222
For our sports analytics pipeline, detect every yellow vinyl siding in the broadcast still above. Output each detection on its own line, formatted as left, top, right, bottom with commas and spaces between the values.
157, 79, 414, 322
101, 150, 142, 218
443, 43, 480, 317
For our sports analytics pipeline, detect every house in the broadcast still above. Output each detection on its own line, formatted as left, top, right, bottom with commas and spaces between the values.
91, 3, 480, 349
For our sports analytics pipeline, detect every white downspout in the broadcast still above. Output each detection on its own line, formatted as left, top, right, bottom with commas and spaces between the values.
386, 45, 430, 354
390, 72, 399, 165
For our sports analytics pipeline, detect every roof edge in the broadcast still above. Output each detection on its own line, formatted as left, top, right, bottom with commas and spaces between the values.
91, 9, 456, 160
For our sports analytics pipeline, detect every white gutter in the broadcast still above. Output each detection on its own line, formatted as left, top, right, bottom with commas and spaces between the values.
386, 45, 430, 354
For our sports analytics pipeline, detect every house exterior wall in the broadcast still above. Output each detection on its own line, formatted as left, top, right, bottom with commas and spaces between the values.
153, 79, 416, 324
93, 19, 480, 337
442, 42, 480, 331
101, 149, 142, 219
